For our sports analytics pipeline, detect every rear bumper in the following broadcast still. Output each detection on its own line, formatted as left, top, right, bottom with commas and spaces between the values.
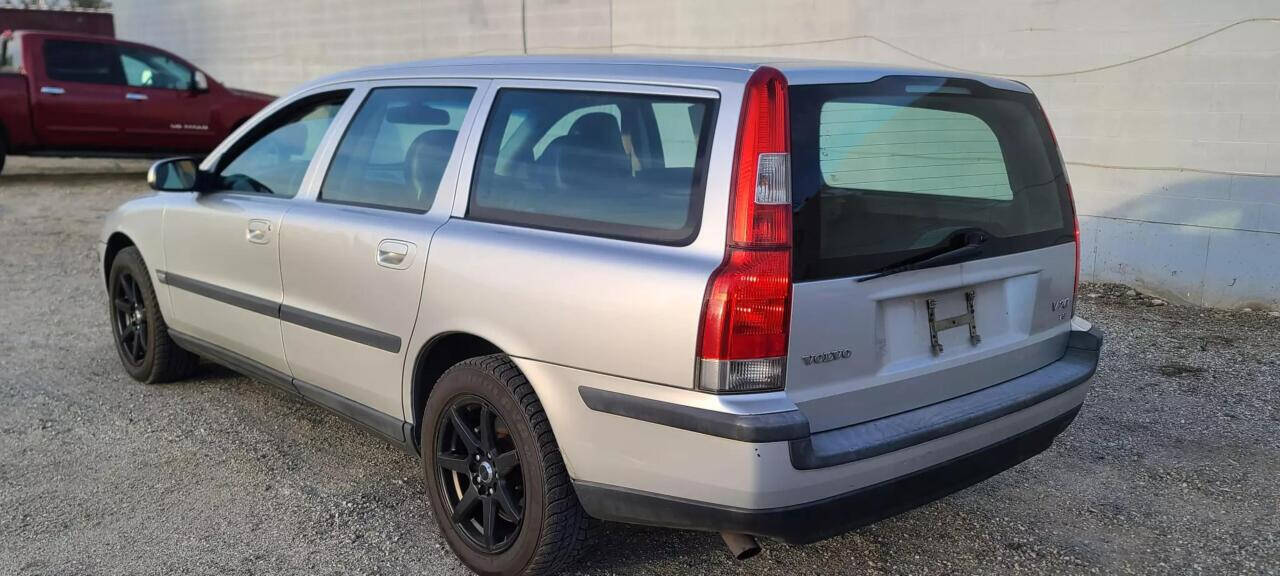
561, 326, 1101, 542
575, 405, 1080, 544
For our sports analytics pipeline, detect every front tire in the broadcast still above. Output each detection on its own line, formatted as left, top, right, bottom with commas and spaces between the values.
423, 355, 593, 576
108, 247, 198, 383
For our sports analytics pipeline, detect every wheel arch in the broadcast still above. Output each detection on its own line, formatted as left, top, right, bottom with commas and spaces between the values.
103, 231, 137, 288
409, 331, 503, 450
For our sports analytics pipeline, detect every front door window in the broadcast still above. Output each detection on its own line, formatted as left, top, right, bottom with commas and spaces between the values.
214, 92, 350, 198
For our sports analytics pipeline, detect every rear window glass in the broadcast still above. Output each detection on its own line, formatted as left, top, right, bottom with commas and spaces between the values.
819, 102, 1013, 200
44, 40, 122, 85
469, 88, 716, 245
791, 77, 1074, 281
1, 36, 21, 73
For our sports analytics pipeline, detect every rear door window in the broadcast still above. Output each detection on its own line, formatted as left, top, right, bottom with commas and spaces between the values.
320, 86, 475, 212
469, 88, 717, 245
790, 77, 1074, 281
43, 39, 123, 85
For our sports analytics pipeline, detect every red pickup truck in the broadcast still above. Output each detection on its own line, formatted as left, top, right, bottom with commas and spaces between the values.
0, 30, 274, 174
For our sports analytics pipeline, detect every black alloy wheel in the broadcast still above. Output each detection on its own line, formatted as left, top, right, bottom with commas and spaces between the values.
435, 394, 525, 554
106, 246, 198, 383
112, 271, 149, 366
422, 355, 593, 576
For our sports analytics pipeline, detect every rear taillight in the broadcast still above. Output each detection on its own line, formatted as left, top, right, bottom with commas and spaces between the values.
1072, 194, 1081, 301
696, 67, 792, 394
1038, 104, 1080, 302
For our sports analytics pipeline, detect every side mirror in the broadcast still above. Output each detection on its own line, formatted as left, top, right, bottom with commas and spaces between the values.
148, 157, 201, 192
191, 70, 209, 93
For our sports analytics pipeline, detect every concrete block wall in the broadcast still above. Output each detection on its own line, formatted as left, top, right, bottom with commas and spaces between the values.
114, 0, 1280, 309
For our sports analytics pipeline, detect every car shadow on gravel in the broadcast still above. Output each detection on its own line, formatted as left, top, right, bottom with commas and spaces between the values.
579, 523, 729, 572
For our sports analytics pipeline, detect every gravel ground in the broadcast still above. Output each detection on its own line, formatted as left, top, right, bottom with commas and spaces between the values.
1, 157, 1277, 575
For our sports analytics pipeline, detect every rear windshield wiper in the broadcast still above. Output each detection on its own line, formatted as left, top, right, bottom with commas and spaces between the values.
855, 228, 991, 283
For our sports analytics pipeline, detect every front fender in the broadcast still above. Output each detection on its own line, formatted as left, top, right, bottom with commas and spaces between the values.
100, 192, 172, 313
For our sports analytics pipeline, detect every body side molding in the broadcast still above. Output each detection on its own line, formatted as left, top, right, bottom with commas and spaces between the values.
280, 304, 401, 354
158, 270, 401, 353
160, 271, 280, 318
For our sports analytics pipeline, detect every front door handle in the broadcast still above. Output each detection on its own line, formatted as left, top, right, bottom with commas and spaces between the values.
246, 219, 272, 245
376, 239, 414, 269
40, 86, 66, 95
125, 92, 149, 101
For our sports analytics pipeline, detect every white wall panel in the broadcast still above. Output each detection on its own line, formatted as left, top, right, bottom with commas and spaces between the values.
114, 0, 1280, 308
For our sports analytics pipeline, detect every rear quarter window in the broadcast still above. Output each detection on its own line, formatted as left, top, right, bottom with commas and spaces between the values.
468, 88, 717, 245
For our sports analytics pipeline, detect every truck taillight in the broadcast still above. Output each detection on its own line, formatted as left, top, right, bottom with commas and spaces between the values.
696, 67, 792, 394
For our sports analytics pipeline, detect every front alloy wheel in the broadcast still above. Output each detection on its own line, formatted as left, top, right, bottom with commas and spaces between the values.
112, 271, 149, 367
106, 246, 197, 383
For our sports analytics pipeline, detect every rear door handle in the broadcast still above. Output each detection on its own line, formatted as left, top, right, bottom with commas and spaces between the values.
246, 219, 272, 245
125, 92, 148, 101
376, 239, 414, 269
40, 86, 65, 95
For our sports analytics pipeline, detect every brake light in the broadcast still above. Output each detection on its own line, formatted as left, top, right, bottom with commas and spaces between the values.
696, 67, 792, 394
1037, 103, 1080, 302
1072, 191, 1081, 301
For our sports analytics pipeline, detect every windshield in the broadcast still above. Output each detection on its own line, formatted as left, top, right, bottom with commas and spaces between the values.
789, 76, 1074, 282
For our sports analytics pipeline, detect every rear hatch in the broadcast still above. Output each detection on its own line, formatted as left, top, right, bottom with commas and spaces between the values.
785, 75, 1078, 432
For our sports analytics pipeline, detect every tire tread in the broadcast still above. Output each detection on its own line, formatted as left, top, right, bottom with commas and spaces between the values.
441, 354, 595, 576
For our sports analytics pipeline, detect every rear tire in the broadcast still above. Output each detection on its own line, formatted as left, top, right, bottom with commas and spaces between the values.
422, 355, 593, 576
0, 134, 7, 176
108, 247, 198, 383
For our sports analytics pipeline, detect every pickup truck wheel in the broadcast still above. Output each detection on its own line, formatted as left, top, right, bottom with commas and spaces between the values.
0, 135, 7, 175
423, 355, 593, 576
108, 247, 198, 383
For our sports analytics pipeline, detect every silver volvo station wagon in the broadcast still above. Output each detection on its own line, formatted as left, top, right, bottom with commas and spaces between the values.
100, 56, 1102, 575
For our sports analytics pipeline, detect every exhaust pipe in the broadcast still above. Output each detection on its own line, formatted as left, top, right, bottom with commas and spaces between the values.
720, 532, 761, 560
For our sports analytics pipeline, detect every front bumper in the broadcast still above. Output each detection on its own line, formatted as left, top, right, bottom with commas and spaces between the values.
548, 326, 1102, 543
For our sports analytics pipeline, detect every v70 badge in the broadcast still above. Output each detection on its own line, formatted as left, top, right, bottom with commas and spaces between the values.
925, 290, 981, 356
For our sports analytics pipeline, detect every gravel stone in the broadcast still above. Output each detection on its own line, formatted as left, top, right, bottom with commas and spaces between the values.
1, 158, 1276, 575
